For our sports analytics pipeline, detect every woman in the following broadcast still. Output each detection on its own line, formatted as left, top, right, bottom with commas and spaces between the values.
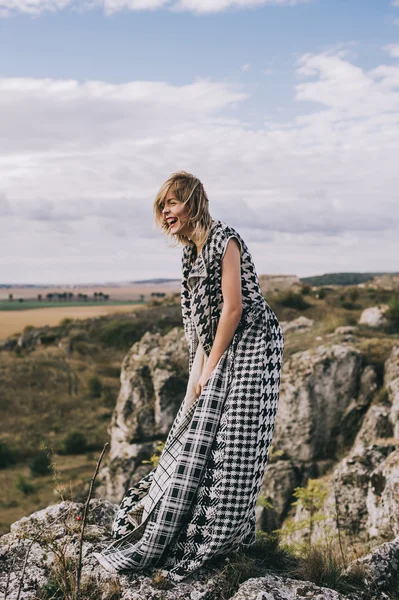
94, 171, 284, 582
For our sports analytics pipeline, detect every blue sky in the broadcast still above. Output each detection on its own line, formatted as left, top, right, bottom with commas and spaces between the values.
0, 0, 398, 283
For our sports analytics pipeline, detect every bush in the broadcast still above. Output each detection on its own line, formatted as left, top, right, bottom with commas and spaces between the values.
96, 320, 139, 349
280, 291, 311, 310
341, 301, 357, 310
318, 288, 327, 299
29, 450, 52, 476
16, 474, 37, 495
348, 288, 359, 302
62, 430, 88, 455
88, 375, 103, 398
0, 440, 18, 469
385, 296, 399, 333
301, 285, 312, 296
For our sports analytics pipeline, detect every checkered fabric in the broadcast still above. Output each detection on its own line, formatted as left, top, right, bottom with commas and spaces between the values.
94, 220, 284, 582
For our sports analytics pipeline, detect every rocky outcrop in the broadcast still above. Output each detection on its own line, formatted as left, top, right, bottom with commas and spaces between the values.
99, 327, 392, 539
258, 274, 302, 294
363, 274, 399, 292
0, 500, 221, 599
282, 344, 399, 547
96, 327, 189, 502
1, 500, 398, 600
272, 344, 371, 464
230, 575, 356, 600
358, 305, 389, 328
280, 316, 314, 334
385, 344, 399, 438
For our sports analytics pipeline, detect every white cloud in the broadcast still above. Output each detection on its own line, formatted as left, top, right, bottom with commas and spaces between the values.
0, 0, 312, 16
1, 48, 399, 283
241, 64, 251, 72
384, 43, 399, 58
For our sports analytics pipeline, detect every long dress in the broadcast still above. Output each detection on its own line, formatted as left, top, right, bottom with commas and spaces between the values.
93, 219, 284, 582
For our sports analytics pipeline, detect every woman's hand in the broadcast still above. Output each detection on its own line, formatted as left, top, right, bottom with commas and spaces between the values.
195, 365, 215, 396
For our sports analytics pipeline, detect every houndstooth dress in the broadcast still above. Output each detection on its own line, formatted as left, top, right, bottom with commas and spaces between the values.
93, 219, 284, 582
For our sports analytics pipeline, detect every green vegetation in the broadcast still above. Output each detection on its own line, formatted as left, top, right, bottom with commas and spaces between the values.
88, 375, 103, 398
300, 272, 399, 286
29, 451, 52, 476
0, 440, 18, 468
61, 431, 88, 455
0, 300, 140, 311
279, 291, 311, 310
16, 474, 37, 496
385, 296, 399, 334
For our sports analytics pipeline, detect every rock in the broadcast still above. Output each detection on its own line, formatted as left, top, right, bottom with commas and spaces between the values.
285, 444, 395, 547
334, 326, 357, 335
344, 534, 399, 597
366, 448, 399, 539
256, 460, 299, 531
385, 344, 399, 437
273, 344, 369, 463
281, 316, 314, 334
0, 500, 219, 600
230, 574, 355, 600
96, 327, 189, 503
363, 274, 399, 292
258, 275, 302, 294
358, 305, 389, 328
352, 405, 393, 449
0, 337, 17, 351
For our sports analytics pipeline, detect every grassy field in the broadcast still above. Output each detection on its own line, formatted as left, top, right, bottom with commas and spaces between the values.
0, 286, 398, 533
0, 300, 141, 311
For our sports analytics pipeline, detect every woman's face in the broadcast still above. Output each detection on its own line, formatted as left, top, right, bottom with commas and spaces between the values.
162, 188, 192, 237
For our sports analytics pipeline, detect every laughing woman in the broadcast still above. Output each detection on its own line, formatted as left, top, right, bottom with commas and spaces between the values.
93, 171, 284, 582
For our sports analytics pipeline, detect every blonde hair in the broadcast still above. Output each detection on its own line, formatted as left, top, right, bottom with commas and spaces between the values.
153, 171, 213, 249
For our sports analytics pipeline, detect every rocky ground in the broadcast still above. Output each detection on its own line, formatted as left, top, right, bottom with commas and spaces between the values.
1, 497, 399, 599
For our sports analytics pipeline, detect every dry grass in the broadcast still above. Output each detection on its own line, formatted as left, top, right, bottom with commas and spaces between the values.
0, 304, 147, 341
0, 453, 99, 535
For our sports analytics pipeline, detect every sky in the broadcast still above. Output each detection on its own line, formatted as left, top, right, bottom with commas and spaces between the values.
0, 0, 398, 284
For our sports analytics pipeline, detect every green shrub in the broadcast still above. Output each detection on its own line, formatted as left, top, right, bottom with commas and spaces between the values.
341, 301, 357, 310
16, 474, 37, 495
96, 320, 139, 349
62, 430, 88, 455
318, 288, 327, 299
280, 291, 311, 310
385, 297, 399, 333
88, 375, 103, 398
29, 450, 52, 476
301, 285, 312, 296
348, 288, 359, 302
0, 440, 17, 468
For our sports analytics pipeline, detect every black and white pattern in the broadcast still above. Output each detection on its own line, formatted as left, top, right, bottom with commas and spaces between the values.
93, 219, 284, 582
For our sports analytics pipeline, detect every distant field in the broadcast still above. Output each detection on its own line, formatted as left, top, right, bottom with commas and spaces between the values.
0, 303, 148, 341
0, 283, 181, 302
0, 300, 140, 311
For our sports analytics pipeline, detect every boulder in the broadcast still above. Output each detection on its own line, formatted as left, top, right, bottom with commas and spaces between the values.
230, 574, 356, 600
273, 344, 369, 463
358, 306, 389, 328
281, 316, 314, 334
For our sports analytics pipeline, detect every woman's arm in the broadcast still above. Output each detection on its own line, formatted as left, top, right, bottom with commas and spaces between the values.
195, 237, 243, 396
